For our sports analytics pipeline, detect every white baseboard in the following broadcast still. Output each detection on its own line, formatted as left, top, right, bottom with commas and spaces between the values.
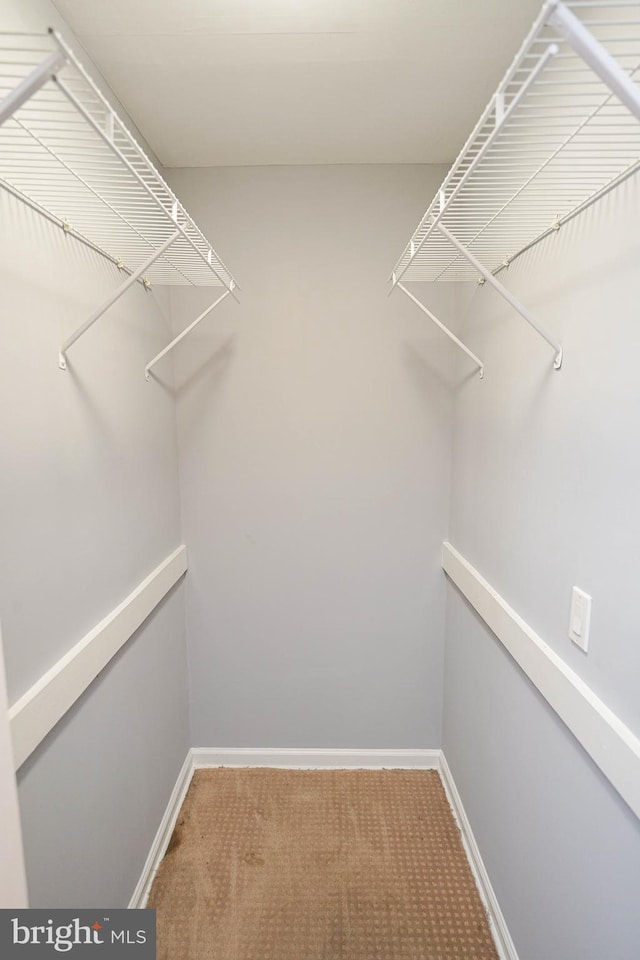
129, 751, 195, 909
130, 745, 518, 960
439, 753, 519, 960
191, 747, 441, 769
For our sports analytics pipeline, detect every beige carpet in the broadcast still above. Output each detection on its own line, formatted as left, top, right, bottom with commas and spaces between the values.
148, 768, 498, 960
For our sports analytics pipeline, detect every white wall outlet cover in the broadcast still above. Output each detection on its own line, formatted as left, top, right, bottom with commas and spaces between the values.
569, 587, 592, 652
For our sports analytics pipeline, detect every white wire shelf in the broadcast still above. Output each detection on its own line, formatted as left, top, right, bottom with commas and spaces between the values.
391, 0, 640, 374
0, 29, 236, 291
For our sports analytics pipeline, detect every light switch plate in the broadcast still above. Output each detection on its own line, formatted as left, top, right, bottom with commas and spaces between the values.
569, 586, 591, 652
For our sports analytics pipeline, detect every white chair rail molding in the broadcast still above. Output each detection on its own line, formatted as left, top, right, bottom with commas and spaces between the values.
9, 546, 188, 770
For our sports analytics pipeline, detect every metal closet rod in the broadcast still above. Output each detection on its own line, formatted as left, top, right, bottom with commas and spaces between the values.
492, 154, 640, 278
0, 176, 143, 280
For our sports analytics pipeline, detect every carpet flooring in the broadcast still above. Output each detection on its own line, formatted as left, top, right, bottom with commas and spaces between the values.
147, 768, 499, 960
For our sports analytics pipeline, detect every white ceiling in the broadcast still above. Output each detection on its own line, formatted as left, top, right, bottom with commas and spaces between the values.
53, 0, 542, 168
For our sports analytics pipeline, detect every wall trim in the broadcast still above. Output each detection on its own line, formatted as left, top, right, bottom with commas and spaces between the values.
9, 545, 188, 770
442, 540, 640, 822
129, 750, 195, 909
191, 747, 441, 769
0, 624, 28, 907
439, 753, 519, 960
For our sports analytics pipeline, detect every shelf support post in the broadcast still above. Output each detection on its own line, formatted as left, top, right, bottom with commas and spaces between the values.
0, 50, 66, 127
59, 229, 180, 370
436, 223, 562, 369
548, 1, 640, 121
144, 287, 233, 380
396, 282, 484, 379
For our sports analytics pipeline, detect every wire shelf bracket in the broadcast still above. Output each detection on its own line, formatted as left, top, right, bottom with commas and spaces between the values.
437, 222, 563, 369
58, 229, 180, 370
144, 286, 234, 381
0, 29, 239, 372
397, 282, 484, 379
390, 0, 640, 374
549, 1, 640, 121
0, 49, 65, 126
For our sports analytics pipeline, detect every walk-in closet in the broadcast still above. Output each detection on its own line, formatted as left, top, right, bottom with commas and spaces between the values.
1, 1, 639, 958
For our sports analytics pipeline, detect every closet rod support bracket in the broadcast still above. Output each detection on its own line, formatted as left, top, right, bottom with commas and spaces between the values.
396, 282, 484, 379
0, 50, 67, 127
58, 229, 180, 370
144, 287, 233, 381
548, 1, 640, 121
436, 222, 562, 369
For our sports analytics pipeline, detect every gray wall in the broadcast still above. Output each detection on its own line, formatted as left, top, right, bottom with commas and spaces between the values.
443, 177, 640, 958
166, 163, 456, 749
8, 3, 639, 946
0, 0, 189, 907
